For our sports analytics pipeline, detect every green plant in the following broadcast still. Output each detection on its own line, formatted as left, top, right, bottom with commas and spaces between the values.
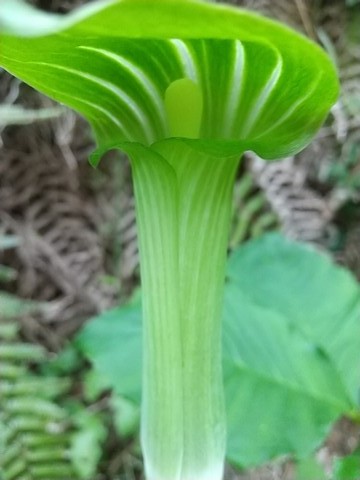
41, 343, 125, 480
0, 233, 19, 296
0, 236, 44, 342
324, 141, 360, 201
346, 0, 360, 7
295, 457, 327, 480
0, 1, 339, 479
68, 404, 107, 480
294, 449, 360, 480
0, 318, 77, 480
0, 232, 38, 317
229, 171, 278, 248
332, 448, 360, 480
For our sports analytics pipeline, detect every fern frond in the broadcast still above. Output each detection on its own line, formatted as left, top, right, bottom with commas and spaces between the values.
229, 171, 278, 248
0, 320, 78, 480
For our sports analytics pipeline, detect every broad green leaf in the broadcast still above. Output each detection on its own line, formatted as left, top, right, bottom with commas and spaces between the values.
226, 233, 360, 404
295, 457, 327, 480
332, 451, 360, 480
74, 300, 142, 404
83, 369, 112, 403
0, 0, 338, 159
111, 395, 140, 439
75, 301, 141, 445
75, 233, 360, 468
223, 282, 352, 467
41, 344, 82, 376
224, 233, 360, 467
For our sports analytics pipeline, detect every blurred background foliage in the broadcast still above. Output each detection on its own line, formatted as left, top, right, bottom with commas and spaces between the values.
0, 0, 360, 479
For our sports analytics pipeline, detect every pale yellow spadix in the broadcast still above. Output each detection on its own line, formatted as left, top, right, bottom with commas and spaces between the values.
165, 78, 203, 138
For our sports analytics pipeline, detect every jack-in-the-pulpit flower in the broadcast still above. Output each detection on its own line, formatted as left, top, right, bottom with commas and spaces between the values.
0, 1, 339, 479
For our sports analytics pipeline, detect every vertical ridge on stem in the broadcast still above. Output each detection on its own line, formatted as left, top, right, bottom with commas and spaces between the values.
160, 141, 239, 479
127, 144, 184, 480
127, 139, 240, 480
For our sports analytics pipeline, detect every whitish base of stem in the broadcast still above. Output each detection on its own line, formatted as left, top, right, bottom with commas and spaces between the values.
145, 461, 224, 480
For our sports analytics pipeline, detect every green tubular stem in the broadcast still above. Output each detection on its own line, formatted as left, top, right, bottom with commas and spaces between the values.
126, 140, 240, 480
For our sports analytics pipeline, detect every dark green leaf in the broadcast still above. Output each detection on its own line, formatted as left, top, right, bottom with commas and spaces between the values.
75, 300, 142, 403
226, 233, 360, 404
111, 395, 140, 439
295, 457, 327, 480
333, 451, 360, 480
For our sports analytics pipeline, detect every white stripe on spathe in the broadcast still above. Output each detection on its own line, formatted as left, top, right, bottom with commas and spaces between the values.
241, 59, 283, 137
18, 63, 130, 138
77, 46, 167, 136
257, 71, 322, 139
222, 40, 245, 137
169, 39, 198, 82
29, 61, 154, 143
